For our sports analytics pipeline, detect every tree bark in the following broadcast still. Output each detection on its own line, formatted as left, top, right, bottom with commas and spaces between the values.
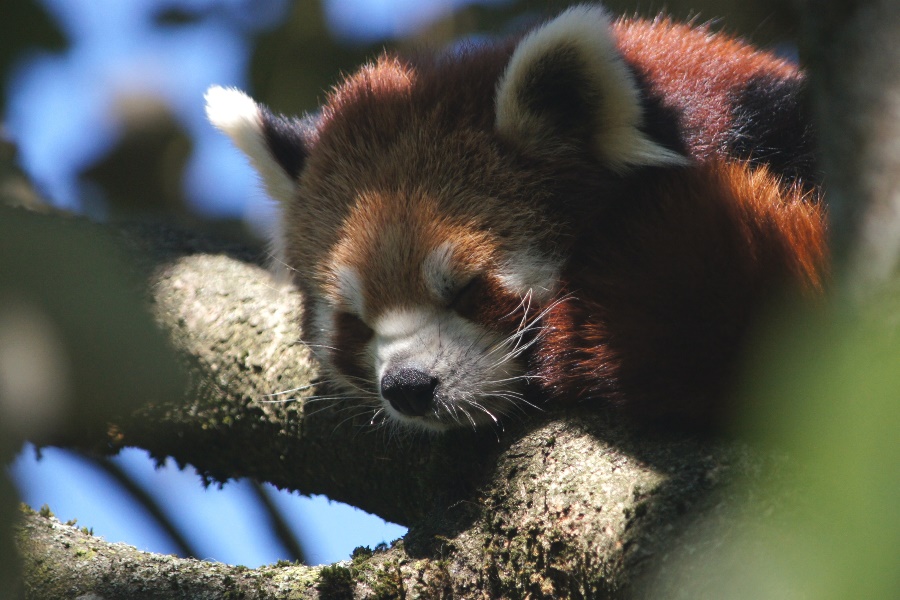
18, 507, 321, 599
801, 0, 900, 294
9, 217, 769, 598
6, 0, 899, 596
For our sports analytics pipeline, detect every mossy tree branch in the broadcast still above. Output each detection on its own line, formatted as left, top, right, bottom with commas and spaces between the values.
18, 506, 321, 600
8, 215, 767, 598
9, 0, 900, 595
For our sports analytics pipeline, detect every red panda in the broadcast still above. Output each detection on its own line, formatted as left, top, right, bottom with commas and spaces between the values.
205, 4, 827, 432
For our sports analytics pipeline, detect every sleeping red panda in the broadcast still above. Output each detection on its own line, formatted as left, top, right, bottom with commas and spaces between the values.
205, 4, 827, 432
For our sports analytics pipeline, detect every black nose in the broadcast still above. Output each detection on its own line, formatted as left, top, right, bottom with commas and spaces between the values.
380, 367, 438, 417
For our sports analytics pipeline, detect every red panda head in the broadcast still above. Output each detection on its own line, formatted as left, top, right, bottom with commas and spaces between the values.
205, 5, 823, 432
205, 6, 688, 431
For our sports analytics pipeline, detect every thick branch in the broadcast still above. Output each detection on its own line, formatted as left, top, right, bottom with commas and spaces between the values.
15, 218, 769, 597
803, 0, 900, 293
18, 508, 320, 600
20, 411, 765, 599
110, 223, 479, 526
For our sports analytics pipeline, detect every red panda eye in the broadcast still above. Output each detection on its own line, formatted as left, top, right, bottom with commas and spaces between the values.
449, 276, 483, 318
335, 311, 374, 341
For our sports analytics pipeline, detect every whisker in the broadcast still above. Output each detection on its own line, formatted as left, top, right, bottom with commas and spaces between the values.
265, 252, 301, 275
332, 409, 380, 434
488, 373, 546, 385
368, 408, 387, 427
293, 339, 341, 353
257, 397, 301, 404
305, 397, 380, 420
301, 394, 374, 405
464, 399, 501, 425
453, 402, 479, 430
262, 382, 323, 397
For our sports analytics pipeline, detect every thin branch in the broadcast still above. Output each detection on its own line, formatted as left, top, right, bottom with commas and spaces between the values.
249, 481, 307, 564
87, 454, 200, 559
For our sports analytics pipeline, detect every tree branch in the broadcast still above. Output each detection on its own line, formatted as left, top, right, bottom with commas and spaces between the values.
18, 508, 320, 600
110, 223, 472, 526
12, 218, 772, 597
803, 0, 900, 294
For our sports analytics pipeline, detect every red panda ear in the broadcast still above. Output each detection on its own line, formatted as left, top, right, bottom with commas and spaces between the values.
495, 5, 686, 172
204, 86, 317, 204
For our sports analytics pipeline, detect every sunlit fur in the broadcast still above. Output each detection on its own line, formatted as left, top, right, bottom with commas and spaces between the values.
208, 4, 826, 433
496, 5, 687, 171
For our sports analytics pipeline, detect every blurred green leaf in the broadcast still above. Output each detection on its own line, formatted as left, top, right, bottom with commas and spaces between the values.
0, 0, 67, 114
0, 207, 186, 450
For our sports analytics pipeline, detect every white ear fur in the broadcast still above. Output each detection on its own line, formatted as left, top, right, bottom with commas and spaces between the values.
205, 85, 294, 281
204, 85, 297, 205
495, 5, 687, 171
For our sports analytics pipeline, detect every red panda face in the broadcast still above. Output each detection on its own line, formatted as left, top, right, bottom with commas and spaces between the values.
289, 117, 567, 430
310, 246, 555, 431
206, 5, 822, 432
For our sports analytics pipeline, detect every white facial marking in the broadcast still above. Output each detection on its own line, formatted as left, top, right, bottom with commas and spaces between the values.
422, 242, 458, 302
334, 264, 366, 316
374, 309, 429, 339
372, 309, 436, 384
370, 307, 527, 430
497, 250, 562, 303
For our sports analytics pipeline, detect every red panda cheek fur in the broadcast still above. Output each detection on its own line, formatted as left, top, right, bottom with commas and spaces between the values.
330, 311, 376, 391
531, 161, 827, 429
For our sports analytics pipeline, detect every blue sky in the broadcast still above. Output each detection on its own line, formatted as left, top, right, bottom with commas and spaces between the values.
9, 445, 405, 565
4, 0, 508, 567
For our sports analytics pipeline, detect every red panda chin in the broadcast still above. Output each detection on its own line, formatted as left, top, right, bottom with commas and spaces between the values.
207, 5, 826, 433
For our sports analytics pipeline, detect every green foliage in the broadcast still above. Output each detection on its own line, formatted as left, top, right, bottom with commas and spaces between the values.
0, 0, 67, 115
317, 564, 354, 600
0, 208, 187, 449
742, 297, 900, 599
654, 293, 900, 599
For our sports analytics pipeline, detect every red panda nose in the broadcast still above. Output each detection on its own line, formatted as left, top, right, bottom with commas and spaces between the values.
380, 367, 439, 417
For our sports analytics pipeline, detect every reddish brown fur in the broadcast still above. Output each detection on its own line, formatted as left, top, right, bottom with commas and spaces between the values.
270, 11, 825, 429
287, 50, 563, 324
287, 16, 810, 296
534, 161, 827, 427
613, 17, 803, 163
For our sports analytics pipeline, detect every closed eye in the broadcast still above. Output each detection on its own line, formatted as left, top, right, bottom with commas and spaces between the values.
449, 275, 484, 318
335, 311, 374, 341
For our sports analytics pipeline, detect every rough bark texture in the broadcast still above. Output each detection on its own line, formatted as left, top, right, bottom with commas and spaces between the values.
10, 218, 775, 599
13, 2, 900, 594
18, 507, 321, 599
115, 223, 479, 528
